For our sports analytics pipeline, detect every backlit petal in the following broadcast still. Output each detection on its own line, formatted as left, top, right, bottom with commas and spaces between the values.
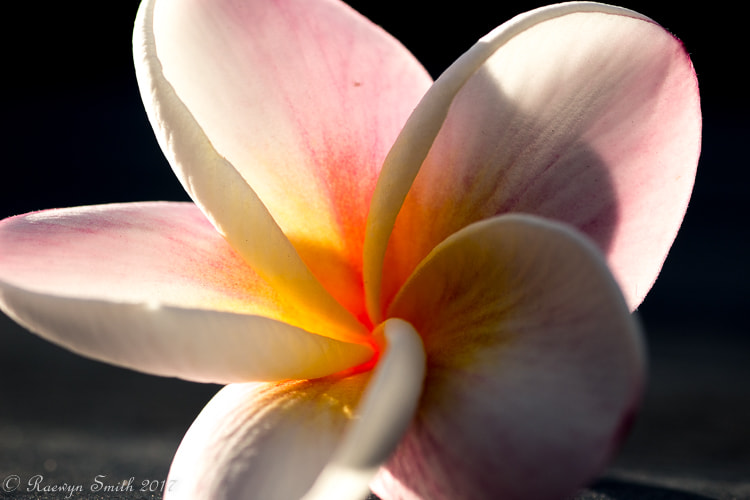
374, 215, 644, 500
168, 320, 426, 500
0, 203, 373, 383
134, 0, 370, 342
138, 0, 431, 325
166, 377, 369, 500
365, 2, 700, 317
303, 319, 426, 500
1, 203, 285, 317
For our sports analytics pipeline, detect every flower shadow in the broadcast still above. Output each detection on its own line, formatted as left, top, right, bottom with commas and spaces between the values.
469, 63, 621, 255
402, 59, 621, 268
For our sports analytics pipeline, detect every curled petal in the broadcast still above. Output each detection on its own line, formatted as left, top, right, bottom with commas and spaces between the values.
0, 203, 372, 383
366, 2, 701, 317
304, 319, 426, 500
374, 215, 645, 500
166, 319, 426, 500
137, 0, 431, 325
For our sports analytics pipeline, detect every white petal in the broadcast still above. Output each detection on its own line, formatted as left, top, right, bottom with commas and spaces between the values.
133, 0, 368, 343
373, 214, 645, 500
0, 203, 372, 383
0, 283, 373, 384
142, 0, 431, 323
364, 1, 700, 318
165, 379, 367, 500
165, 319, 426, 500
303, 318, 426, 500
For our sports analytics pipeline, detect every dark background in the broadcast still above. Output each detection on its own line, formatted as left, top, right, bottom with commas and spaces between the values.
1, 1, 747, 498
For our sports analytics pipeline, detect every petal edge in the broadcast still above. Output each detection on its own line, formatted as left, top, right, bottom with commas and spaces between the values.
377, 214, 645, 500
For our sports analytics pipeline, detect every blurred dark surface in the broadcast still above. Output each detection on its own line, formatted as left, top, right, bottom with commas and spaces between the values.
1, 1, 748, 499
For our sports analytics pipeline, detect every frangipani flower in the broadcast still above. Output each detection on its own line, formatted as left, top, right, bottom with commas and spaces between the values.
0, 0, 700, 498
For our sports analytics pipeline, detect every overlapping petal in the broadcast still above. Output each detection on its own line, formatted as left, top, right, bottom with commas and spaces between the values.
0, 1, 697, 499
0, 203, 372, 383
365, 3, 701, 317
165, 378, 369, 499
138, 0, 432, 325
373, 215, 644, 499
134, 0, 372, 343
167, 318, 426, 500
304, 319, 426, 500
0, 203, 281, 315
